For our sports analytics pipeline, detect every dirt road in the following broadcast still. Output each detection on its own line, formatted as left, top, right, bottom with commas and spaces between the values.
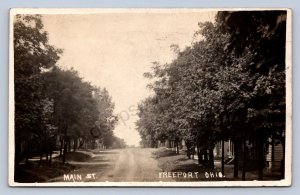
50, 148, 164, 182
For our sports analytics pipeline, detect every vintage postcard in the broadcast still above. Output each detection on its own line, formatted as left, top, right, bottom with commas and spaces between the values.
9, 8, 292, 187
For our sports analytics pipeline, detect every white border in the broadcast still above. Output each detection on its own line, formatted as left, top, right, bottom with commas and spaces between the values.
8, 8, 292, 187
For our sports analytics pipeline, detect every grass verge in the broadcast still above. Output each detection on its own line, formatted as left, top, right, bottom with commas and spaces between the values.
14, 151, 92, 183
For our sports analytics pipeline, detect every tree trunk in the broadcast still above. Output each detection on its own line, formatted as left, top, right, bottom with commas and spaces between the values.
234, 140, 239, 178
45, 143, 49, 162
197, 145, 202, 165
25, 156, 29, 166
25, 142, 30, 166
221, 140, 225, 175
281, 138, 285, 179
73, 138, 77, 152
68, 139, 71, 153
208, 148, 214, 169
49, 150, 53, 164
59, 139, 63, 156
242, 140, 247, 180
63, 124, 68, 164
204, 149, 208, 165
176, 141, 179, 154
271, 136, 275, 163
15, 141, 21, 169
14, 141, 22, 182
39, 151, 43, 167
62, 138, 67, 164
257, 138, 264, 180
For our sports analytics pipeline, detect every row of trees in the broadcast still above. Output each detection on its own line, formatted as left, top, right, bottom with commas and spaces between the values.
136, 11, 287, 180
14, 14, 123, 170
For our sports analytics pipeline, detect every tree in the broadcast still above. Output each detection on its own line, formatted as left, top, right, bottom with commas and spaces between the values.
14, 14, 120, 170
137, 11, 287, 180
14, 14, 62, 169
217, 10, 287, 179
45, 67, 100, 162
93, 87, 118, 149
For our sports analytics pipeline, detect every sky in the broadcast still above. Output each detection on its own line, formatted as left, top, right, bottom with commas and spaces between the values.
41, 10, 217, 146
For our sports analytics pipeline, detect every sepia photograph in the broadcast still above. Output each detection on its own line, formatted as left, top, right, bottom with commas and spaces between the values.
9, 8, 292, 187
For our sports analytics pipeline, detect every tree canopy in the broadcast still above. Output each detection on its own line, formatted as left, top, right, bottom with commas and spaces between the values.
14, 15, 120, 168
136, 11, 287, 178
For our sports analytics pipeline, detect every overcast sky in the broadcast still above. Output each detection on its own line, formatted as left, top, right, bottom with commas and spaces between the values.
42, 10, 217, 146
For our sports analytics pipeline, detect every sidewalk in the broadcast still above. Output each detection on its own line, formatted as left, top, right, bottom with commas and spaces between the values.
20, 149, 97, 164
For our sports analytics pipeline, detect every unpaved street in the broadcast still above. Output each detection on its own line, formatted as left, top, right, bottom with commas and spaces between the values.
50, 148, 164, 182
